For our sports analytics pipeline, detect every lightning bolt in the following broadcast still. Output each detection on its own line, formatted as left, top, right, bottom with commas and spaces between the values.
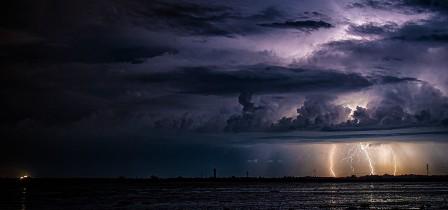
393, 154, 397, 176
360, 143, 375, 175
329, 144, 337, 177
346, 144, 357, 174
391, 146, 397, 176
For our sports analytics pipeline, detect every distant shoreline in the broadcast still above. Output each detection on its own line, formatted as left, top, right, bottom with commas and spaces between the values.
4, 175, 448, 183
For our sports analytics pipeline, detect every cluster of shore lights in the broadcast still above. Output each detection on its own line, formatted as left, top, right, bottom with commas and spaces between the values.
19, 175, 29, 180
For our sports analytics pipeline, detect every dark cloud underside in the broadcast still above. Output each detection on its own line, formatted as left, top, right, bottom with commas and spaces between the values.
258, 20, 333, 30
132, 66, 417, 95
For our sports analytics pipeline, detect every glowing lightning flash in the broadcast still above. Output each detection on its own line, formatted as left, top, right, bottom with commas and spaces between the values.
329, 144, 337, 177
328, 143, 399, 176
391, 146, 397, 176
393, 154, 397, 176
360, 143, 375, 175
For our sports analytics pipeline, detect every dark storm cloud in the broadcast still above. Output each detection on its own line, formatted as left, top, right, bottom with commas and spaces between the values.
347, 19, 448, 43
0, 0, 442, 132
116, 0, 239, 37
269, 82, 448, 132
116, 0, 334, 36
302, 9, 448, 130
225, 92, 269, 132
350, 0, 448, 13
127, 64, 424, 133
0, 0, 326, 65
258, 20, 333, 31
132, 65, 417, 95
365, 82, 448, 125
348, 22, 398, 36
345, 0, 448, 46
310, 18, 448, 76
0, 0, 178, 64
349, 0, 401, 10
385, 17, 448, 43
247, 6, 285, 21
0, 0, 333, 64
392, 30, 448, 43
0, 38, 177, 64
404, 0, 448, 11
272, 95, 352, 131
238, 92, 263, 113
411, 34, 448, 42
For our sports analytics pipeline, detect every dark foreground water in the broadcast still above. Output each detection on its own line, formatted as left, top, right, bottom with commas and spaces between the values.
2, 180, 448, 209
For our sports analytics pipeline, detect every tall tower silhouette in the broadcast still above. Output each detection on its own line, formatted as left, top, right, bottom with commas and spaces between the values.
426, 164, 429, 176
213, 168, 217, 178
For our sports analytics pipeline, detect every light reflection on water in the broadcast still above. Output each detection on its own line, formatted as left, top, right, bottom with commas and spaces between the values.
21, 187, 26, 210
11, 182, 448, 209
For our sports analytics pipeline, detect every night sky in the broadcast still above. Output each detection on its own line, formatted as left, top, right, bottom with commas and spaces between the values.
1, 0, 448, 178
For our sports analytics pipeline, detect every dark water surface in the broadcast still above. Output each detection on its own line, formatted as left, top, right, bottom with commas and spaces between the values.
2, 179, 448, 209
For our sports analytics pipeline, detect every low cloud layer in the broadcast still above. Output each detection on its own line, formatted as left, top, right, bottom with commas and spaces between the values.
258, 20, 333, 31
133, 65, 417, 95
